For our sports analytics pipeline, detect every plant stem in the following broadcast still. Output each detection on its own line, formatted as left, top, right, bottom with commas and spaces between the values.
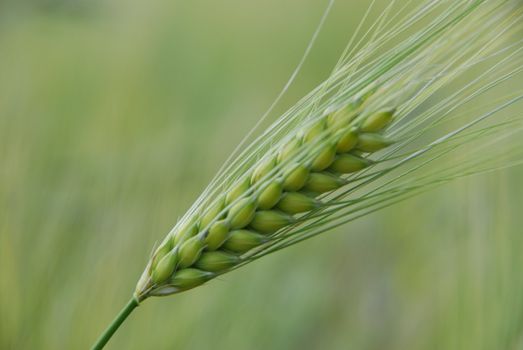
91, 297, 139, 350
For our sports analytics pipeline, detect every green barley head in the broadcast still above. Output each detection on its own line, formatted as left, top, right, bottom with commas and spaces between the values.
90, 1, 523, 349
124, 3, 523, 305
134, 0, 523, 301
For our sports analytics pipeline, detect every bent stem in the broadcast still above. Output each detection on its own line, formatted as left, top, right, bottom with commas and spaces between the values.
91, 297, 139, 350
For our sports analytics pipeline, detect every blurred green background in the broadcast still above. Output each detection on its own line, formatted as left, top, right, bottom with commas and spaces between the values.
2, 1, 523, 349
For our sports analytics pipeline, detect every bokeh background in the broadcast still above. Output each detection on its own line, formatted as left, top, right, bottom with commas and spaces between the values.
2, 0, 523, 349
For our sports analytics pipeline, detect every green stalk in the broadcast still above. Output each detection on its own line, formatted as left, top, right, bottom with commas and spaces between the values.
91, 297, 139, 350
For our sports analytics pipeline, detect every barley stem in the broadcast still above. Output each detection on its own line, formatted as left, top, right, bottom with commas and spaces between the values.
91, 297, 139, 350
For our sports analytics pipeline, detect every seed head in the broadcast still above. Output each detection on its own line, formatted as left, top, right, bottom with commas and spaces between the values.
135, 0, 523, 303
